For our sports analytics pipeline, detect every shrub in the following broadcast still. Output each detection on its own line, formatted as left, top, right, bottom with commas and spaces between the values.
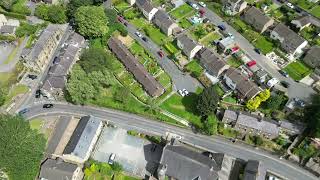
0, 10, 26, 19
127, 130, 139, 136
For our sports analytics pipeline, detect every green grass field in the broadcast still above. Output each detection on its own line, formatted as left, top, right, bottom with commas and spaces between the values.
163, 42, 179, 55
170, 4, 194, 20
226, 56, 243, 68
184, 60, 204, 78
253, 36, 274, 54
283, 61, 312, 81
310, 6, 320, 18
178, 18, 193, 29
200, 32, 221, 47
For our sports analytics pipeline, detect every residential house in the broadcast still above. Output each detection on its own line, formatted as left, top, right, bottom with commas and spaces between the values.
108, 37, 165, 97
303, 46, 320, 68
23, 24, 67, 72
198, 47, 230, 77
177, 34, 202, 60
254, 69, 268, 83
39, 158, 83, 180
270, 23, 308, 60
279, 120, 306, 136
291, 16, 312, 31
305, 157, 320, 177
6, 19, 20, 27
222, 0, 247, 15
136, 0, 158, 21
223, 67, 261, 100
243, 160, 266, 180
157, 145, 220, 180
222, 109, 238, 124
62, 116, 103, 164
243, 7, 274, 33
153, 10, 180, 36
0, 25, 16, 35
218, 36, 236, 52
0, 14, 7, 28
42, 33, 85, 99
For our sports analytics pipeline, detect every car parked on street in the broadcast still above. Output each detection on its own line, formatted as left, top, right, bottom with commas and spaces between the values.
218, 24, 226, 31
279, 70, 289, 77
287, 2, 294, 9
108, 153, 116, 165
281, 81, 290, 88
254, 48, 261, 54
135, 31, 142, 38
19, 108, 29, 115
267, 78, 279, 87
158, 51, 164, 58
198, 1, 206, 7
192, 3, 199, 10
35, 89, 41, 98
43, 104, 54, 108
28, 74, 38, 80
142, 37, 148, 42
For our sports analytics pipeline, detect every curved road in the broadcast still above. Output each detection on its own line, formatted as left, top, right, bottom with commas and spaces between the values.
23, 103, 317, 180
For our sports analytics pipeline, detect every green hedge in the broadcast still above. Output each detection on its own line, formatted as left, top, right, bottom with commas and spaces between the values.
0, 34, 16, 41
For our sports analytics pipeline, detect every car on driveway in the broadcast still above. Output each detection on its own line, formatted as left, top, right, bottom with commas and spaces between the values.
178, 90, 185, 97
198, 1, 206, 7
43, 104, 54, 108
158, 51, 164, 58
108, 153, 116, 165
279, 70, 289, 77
182, 89, 189, 96
218, 24, 226, 31
35, 89, 41, 98
28, 74, 37, 80
267, 78, 279, 87
135, 31, 142, 38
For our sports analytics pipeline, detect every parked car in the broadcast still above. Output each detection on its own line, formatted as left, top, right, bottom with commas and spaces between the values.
117, 16, 124, 23
19, 108, 29, 115
198, 1, 206, 7
142, 37, 148, 42
124, 22, 128, 26
182, 89, 189, 96
28, 74, 38, 80
279, 70, 289, 77
35, 89, 41, 98
108, 153, 116, 165
267, 78, 279, 87
135, 31, 142, 38
158, 51, 164, 58
43, 104, 54, 108
228, 33, 234, 39
218, 24, 226, 31
254, 48, 261, 54
287, 2, 294, 9
178, 89, 185, 97
192, 3, 199, 10
280, 81, 290, 88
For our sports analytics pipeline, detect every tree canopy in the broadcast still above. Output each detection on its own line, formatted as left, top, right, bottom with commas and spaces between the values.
35, 4, 67, 24
304, 94, 320, 138
74, 6, 108, 38
0, 0, 16, 10
67, 0, 93, 18
78, 47, 113, 73
196, 86, 220, 117
0, 86, 8, 107
0, 114, 46, 180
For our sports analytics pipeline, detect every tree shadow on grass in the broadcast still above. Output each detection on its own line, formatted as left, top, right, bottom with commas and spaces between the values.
181, 92, 200, 116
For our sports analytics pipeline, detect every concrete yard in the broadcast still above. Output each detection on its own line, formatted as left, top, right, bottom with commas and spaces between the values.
0, 43, 15, 65
92, 126, 162, 177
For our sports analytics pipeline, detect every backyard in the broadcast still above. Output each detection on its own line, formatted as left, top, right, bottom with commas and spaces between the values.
189, 24, 215, 41
252, 36, 274, 54
199, 32, 221, 47
169, 4, 194, 20
226, 56, 243, 68
283, 61, 312, 81
184, 60, 204, 78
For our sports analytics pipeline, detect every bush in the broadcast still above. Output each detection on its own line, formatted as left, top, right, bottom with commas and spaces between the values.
127, 130, 139, 136
15, 22, 38, 37
0, 10, 26, 19
0, 34, 16, 41
118, 24, 128, 37
146, 135, 163, 145
11, 0, 31, 15
35, 4, 67, 24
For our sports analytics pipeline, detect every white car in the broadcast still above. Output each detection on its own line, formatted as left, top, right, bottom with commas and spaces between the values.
182, 89, 189, 96
267, 78, 279, 87
192, 3, 199, 10
198, 1, 206, 7
135, 31, 142, 38
108, 153, 116, 165
287, 2, 294, 9
178, 90, 185, 97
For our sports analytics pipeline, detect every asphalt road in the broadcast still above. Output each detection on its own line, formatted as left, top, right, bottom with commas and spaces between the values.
187, 0, 315, 100
23, 103, 317, 180
124, 22, 202, 93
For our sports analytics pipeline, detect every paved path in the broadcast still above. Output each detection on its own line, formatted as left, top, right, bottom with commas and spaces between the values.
187, 0, 315, 100
124, 22, 202, 93
22, 102, 318, 180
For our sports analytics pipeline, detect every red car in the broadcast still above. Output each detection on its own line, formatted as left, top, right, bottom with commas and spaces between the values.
158, 51, 164, 58
117, 16, 124, 23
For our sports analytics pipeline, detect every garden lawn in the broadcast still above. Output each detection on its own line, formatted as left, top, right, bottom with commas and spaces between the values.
213, 84, 224, 97
123, 8, 141, 19
227, 56, 243, 68
114, 1, 130, 12
253, 36, 274, 54
184, 60, 204, 78
178, 18, 193, 29
310, 6, 320, 18
164, 42, 179, 55
292, 0, 314, 10
170, 4, 194, 20
232, 19, 248, 31
144, 24, 168, 45
160, 90, 203, 127
200, 32, 221, 46
130, 18, 148, 29
156, 72, 171, 88
223, 96, 237, 104
283, 61, 312, 81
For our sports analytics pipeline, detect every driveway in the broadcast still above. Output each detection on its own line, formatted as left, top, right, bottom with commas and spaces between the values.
124, 22, 202, 93
92, 126, 162, 177
186, 0, 315, 100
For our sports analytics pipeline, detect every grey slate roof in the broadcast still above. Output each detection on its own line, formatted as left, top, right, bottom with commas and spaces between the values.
39, 158, 78, 180
42, 76, 66, 91
279, 120, 306, 134
272, 23, 307, 53
303, 46, 320, 68
63, 116, 102, 160
224, 68, 261, 99
293, 16, 312, 27
177, 34, 200, 55
0, 25, 15, 34
198, 48, 229, 76
160, 145, 219, 180
28, 24, 63, 62
136, 0, 155, 13
236, 113, 279, 136
223, 109, 238, 123
153, 10, 175, 33
244, 160, 266, 180
243, 7, 273, 32
108, 37, 164, 97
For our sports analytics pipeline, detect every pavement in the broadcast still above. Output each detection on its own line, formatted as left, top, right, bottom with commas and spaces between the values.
22, 102, 318, 180
124, 22, 202, 93
187, 0, 315, 101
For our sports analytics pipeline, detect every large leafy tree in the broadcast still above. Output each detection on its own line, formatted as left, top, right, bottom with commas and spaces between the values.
74, 6, 108, 38
67, 0, 93, 18
35, 4, 67, 24
0, 114, 46, 180
196, 86, 220, 117
265, 94, 286, 111
78, 47, 113, 73
304, 94, 320, 138
0, 0, 16, 10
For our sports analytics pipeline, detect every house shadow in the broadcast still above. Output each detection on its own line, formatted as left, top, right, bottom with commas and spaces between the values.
143, 143, 163, 176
